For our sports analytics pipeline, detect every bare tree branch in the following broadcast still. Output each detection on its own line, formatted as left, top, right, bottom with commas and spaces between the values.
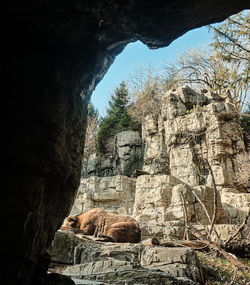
180, 191, 189, 240
205, 159, 219, 239
225, 209, 250, 246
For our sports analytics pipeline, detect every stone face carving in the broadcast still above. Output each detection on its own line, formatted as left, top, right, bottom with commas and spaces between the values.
82, 131, 144, 177
115, 131, 144, 176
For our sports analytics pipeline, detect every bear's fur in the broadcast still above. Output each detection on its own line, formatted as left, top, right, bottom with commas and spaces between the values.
60, 208, 141, 243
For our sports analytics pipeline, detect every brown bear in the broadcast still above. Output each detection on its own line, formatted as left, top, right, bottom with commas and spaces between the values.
60, 208, 141, 243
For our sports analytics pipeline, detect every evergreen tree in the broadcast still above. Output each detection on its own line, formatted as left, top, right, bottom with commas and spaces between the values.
84, 101, 99, 158
87, 101, 99, 119
96, 81, 141, 154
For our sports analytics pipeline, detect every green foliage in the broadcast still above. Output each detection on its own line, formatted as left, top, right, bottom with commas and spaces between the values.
84, 101, 100, 158
240, 116, 250, 134
197, 252, 250, 285
96, 82, 141, 154
87, 101, 99, 119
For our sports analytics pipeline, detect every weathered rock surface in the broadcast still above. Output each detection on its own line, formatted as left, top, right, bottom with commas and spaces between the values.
71, 176, 136, 215
143, 86, 246, 188
48, 231, 203, 284
142, 114, 169, 174
82, 153, 114, 178
141, 246, 203, 282
74, 87, 249, 243
72, 176, 249, 242
140, 223, 241, 243
133, 175, 222, 225
220, 188, 250, 224
71, 270, 197, 285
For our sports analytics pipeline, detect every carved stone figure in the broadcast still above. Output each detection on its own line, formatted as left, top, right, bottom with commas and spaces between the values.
115, 131, 144, 176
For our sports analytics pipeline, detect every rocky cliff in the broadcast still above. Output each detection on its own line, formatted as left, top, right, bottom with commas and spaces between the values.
73, 87, 250, 242
143, 86, 246, 188
82, 87, 247, 189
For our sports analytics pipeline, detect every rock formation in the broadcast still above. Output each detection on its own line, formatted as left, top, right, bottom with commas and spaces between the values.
133, 175, 222, 225
143, 87, 246, 188
5, 1, 249, 284
48, 231, 203, 284
73, 87, 249, 245
72, 176, 136, 216
142, 114, 169, 174
82, 131, 144, 177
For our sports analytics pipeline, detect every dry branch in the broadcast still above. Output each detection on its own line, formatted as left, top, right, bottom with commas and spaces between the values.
205, 159, 218, 239
187, 226, 250, 273
190, 187, 220, 240
190, 188, 212, 223
161, 240, 208, 250
180, 191, 189, 240
140, 237, 160, 246
224, 209, 250, 246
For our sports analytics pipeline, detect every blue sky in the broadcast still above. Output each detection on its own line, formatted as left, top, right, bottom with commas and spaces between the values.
91, 26, 213, 116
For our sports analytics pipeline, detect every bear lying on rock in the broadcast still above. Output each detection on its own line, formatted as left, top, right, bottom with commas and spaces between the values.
60, 208, 141, 243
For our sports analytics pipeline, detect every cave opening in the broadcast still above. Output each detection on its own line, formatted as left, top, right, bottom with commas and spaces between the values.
4, 2, 249, 284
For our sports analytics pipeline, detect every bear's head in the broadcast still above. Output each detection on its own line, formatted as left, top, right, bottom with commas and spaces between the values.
126, 224, 141, 243
60, 215, 79, 230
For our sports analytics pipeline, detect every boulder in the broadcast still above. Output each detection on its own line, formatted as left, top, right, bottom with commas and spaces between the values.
49, 231, 203, 284
141, 246, 203, 282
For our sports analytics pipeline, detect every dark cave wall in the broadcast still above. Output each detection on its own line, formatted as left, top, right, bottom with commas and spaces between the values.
4, 1, 249, 284
5, 42, 86, 283
4, 33, 122, 284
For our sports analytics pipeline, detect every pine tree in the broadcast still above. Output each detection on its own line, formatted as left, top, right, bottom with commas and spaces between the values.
84, 101, 99, 158
87, 102, 99, 119
96, 81, 141, 154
